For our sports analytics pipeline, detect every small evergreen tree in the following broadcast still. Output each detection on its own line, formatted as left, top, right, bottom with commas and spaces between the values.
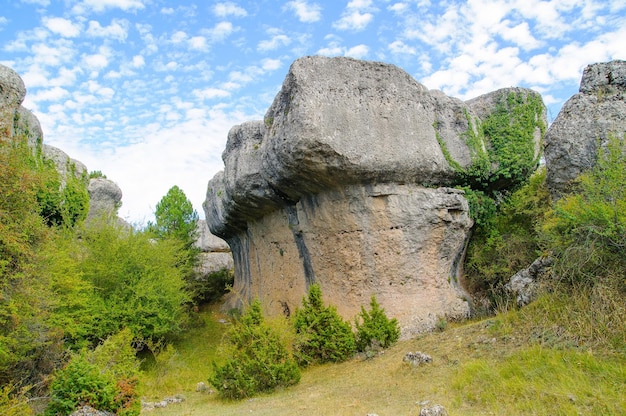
209, 300, 300, 399
355, 295, 400, 352
292, 284, 355, 367
150, 185, 199, 247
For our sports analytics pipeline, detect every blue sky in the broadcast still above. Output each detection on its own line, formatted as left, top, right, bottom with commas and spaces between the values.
1, 0, 625, 224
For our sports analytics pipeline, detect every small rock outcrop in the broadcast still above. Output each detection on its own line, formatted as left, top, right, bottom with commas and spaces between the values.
545, 60, 626, 199
505, 256, 553, 307
204, 56, 546, 336
87, 177, 123, 222
194, 219, 234, 276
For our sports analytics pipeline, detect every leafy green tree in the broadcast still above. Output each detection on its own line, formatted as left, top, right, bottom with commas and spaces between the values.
209, 300, 300, 399
292, 284, 356, 367
151, 185, 199, 247
355, 295, 400, 352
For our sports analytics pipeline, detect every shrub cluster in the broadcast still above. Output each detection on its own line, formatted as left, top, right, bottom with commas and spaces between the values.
210, 285, 400, 399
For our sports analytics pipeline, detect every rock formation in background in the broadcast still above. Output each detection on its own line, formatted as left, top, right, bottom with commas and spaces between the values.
545, 60, 626, 199
194, 219, 234, 277
1, 63, 124, 224
204, 56, 546, 337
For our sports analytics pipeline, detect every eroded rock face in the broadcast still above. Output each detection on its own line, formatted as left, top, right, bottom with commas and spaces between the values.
204, 56, 545, 336
0, 64, 26, 138
545, 60, 626, 198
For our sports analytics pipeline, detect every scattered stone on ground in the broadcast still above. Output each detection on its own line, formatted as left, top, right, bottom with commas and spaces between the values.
141, 395, 186, 411
69, 406, 113, 416
196, 381, 215, 394
419, 404, 448, 416
403, 351, 433, 366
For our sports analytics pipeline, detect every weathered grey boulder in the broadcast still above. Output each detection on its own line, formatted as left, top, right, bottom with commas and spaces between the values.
87, 178, 123, 221
0, 64, 26, 138
505, 256, 553, 307
15, 106, 44, 148
545, 60, 626, 198
194, 219, 234, 276
43, 144, 88, 186
204, 56, 546, 336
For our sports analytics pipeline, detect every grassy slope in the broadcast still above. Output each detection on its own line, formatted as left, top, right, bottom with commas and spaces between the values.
140, 300, 625, 416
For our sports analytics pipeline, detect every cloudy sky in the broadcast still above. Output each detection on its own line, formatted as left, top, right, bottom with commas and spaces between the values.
1, 0, 624, 224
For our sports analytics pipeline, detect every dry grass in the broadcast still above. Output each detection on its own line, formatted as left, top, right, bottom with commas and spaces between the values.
141, 295, 626, 416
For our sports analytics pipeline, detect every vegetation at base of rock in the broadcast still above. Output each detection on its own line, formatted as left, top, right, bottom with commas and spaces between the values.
209, 300, 300, 399
45, 329, 141, 416
292, 284, 356, 367
542, 134, 626, 289
354, 295, 400, 352
464, 168, 551, 298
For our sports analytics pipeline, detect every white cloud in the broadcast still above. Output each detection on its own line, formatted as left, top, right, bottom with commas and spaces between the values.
285, 1, 322, 23
345, 44, 369, 59
261, 58, 281, 71
214, 2, 247, 18
258, 30, 291, 51
189, 36, 208, 50
317, 40, 369, 59
75, 0, 145, 13
333, 0, 376, 31
194, 88, 231, 100
171, 30, 187, 43
202, 21, 235, 42
389, 40, 416, 55
43, 17, 81, 37
86, 19, 129, 41
131, 55, 144, 67
30, 86, 70, 102
31, 41, 77, 67
499, 21, 542, 50
82, 48, 111, 72
333, 11, 373, 31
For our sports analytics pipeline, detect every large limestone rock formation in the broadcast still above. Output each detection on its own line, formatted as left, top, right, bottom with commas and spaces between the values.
204, 56, 545, 336
545, 60, 626, 198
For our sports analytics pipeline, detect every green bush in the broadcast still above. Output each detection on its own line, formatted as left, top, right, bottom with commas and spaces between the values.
543, 134, 626, 288
45, 329, 140, 416
355, 296, 400, 352
45, 354, 117, 415
292, 284, 355, 367
209, 300, 300, 399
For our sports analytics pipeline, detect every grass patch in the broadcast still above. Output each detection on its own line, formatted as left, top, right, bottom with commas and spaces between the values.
452, 346, 626, 415
141, 291, 625, 415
